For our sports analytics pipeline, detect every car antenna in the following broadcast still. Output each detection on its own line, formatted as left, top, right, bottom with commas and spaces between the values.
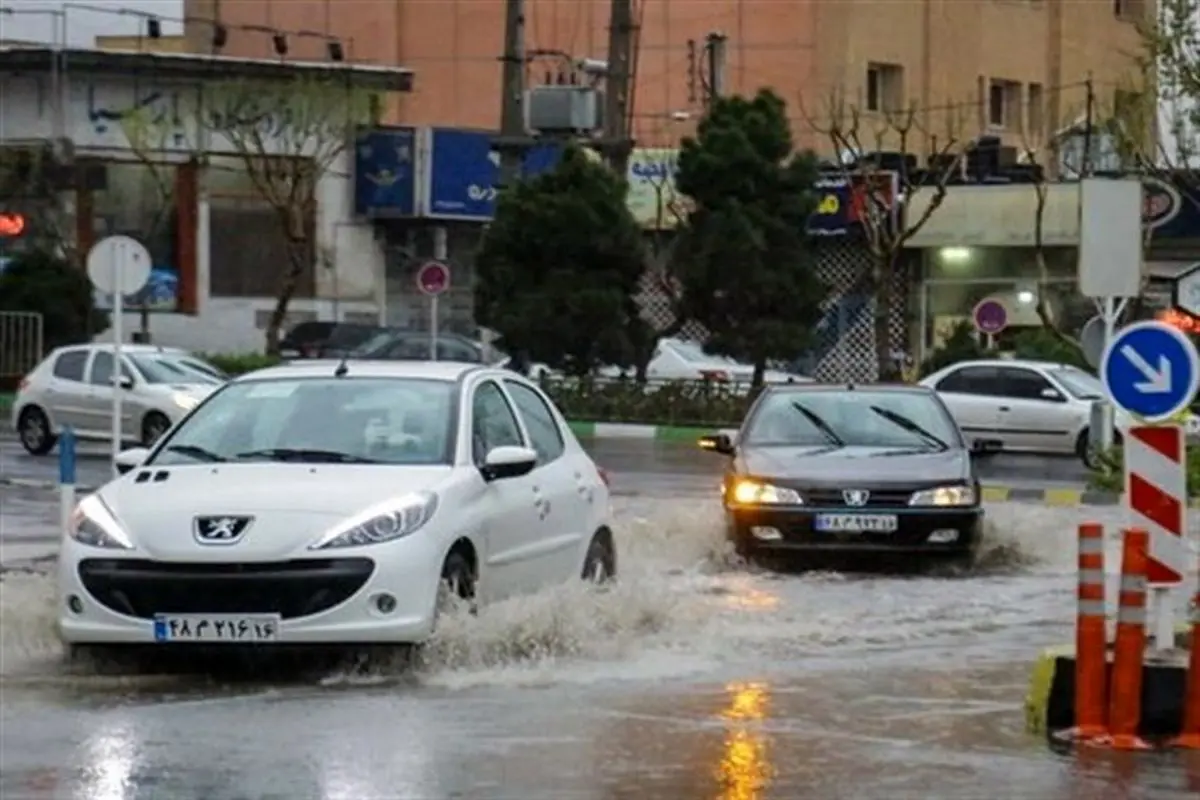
334, 354, 350, 378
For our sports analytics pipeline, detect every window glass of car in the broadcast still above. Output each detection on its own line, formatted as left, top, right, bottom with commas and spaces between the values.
666, 339, 740, 366
504, 380, 565, 463
1047, 366, 1102, 399
471, 381, 524, 462
934, 366, 999, 395
51, 350, 88, 382
148, 377, 456, 466
128, 353, 224, 385
993, 367, 1060, 401
745, 390, 961, 449
88, 352, 133, 386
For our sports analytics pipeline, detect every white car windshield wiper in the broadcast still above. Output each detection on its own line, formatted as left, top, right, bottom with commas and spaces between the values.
790, 402, 846, 447
869, 406, 948, 451
164, 444, 227, 463
235, 448, 381, 464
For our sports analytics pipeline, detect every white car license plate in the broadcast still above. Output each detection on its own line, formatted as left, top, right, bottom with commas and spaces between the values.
153, 614, 280, 643
814, 514, 898, 533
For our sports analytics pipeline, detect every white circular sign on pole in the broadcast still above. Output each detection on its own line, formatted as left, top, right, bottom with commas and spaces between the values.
416, 260, 451, 297
86, 235, 152, 296
85, 235, 151, 476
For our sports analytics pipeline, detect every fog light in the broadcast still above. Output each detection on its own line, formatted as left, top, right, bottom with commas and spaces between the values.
750, 526, 782, 541
372, 593, 397, 614
928, 529, 959, 543
67, 595, 84, 614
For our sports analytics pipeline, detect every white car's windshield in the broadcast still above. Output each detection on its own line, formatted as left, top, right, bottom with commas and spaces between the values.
148, 377, 457, 466
746, 390, 961, 450
129, 353, 225, 385
664, 339, 741, 366
1049, 367, 1103, 399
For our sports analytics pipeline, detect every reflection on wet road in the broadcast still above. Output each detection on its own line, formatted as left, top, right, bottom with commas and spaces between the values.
2, 440, 1196, 798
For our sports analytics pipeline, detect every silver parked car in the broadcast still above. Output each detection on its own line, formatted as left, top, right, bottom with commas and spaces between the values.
10, 344, 227, 455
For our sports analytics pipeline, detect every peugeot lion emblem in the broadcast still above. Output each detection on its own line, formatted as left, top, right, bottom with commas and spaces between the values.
194, 516, 253, 545
843, 489, 870, 507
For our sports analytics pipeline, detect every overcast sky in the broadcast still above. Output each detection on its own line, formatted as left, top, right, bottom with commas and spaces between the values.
1, 1, 183, 45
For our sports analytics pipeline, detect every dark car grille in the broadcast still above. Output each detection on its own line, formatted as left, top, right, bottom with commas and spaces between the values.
802, 488, 914, 508
78, 558, 375, 620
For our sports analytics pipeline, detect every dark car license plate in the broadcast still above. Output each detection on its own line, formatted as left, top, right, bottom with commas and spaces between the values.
814, 514, 898, 534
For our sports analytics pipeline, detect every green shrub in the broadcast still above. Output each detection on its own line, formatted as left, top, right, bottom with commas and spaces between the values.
919, 321, 986, 378
1088, 445, 1200, 497
204, 353, 281, 376
539, 376, 755, 427
1011, 327, 1088, 369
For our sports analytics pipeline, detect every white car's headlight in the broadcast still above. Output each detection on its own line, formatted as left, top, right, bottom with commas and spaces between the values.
729, 479, 803, 505
312, 492, 439, 549
70, 494, 134, 549
909, 485, 977, 507
172, 393, 199, 411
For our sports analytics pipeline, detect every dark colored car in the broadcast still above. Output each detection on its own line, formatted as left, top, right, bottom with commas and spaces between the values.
698, 383, 990, 565
278, 322, 387, 359
351, 330, 509, 365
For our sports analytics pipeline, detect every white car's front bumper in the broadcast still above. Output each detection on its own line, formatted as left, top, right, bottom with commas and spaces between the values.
56, 534, 447, 646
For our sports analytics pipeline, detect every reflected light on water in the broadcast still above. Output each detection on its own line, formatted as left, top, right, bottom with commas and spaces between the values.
715, 681, 774, 800
77, 724, 138, 800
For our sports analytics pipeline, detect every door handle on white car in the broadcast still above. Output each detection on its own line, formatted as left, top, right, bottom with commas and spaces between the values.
998, 405, 1011, 412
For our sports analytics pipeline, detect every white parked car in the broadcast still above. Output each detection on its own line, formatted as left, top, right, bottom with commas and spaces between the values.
11, 344, 226, 455
919, 358, 1200, 462
57, 360, 615, 658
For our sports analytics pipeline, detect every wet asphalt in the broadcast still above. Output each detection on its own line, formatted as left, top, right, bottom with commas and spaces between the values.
3, 438, 1198, 798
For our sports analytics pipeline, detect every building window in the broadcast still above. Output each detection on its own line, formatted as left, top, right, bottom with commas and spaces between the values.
1114, 0, 1144, 20
987, 79, 1021, 129
1027, 83, 1044, 140
865, 63, 903, 112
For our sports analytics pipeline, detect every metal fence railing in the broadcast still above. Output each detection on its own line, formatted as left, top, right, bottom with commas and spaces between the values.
0, 311, 44, 391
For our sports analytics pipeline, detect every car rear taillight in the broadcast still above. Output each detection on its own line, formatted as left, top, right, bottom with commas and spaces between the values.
597, 467, 611, 487
17, 377, 29, 392
300, 344, 318, 358
699, 369, 730, 382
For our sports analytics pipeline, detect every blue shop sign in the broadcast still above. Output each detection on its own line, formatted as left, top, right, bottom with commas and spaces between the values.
354, 127, 417, 218
426, 128, 561, 220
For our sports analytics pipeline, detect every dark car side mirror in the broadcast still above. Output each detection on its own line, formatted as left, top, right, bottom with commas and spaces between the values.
969, 439, 1001, 458
698, 433, 735, 455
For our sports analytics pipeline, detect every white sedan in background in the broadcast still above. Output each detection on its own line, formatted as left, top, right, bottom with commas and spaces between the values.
11, 344, 226, 455
919, 358, 1200, 463
57, 360, 615, 658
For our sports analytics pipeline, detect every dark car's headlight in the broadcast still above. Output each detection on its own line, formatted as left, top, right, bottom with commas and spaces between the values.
728, 479, 803, 505
909, 485, 977, 507
311, 492, 439, 549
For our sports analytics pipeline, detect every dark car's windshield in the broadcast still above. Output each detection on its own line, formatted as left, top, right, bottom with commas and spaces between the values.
149, 377, 457, 466
744, 390, 962, 450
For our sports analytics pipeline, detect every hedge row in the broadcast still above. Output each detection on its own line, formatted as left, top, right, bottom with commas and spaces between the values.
1087, 446, 1200, 497
203, 354, 755, 426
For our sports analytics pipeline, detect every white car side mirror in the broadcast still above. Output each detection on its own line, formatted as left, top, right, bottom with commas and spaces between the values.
480, 445, 538, 482
114, 447, 151, 475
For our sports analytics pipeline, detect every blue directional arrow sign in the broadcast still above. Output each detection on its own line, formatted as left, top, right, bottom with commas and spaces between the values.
1100, 320, 1200, 421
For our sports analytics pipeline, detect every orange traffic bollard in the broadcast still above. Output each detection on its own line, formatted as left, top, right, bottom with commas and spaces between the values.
1092, 528, 1152, 750
1169, 588, 1200, 749
1067, 522, 1109, 741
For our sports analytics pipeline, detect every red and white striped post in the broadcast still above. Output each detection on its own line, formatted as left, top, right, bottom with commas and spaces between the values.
1124, 425, 1188, 651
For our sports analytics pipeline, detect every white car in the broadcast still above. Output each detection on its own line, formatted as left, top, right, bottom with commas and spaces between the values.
57, 360, 615, 657
919, 358, 1200, 462
11, 344, 225, 454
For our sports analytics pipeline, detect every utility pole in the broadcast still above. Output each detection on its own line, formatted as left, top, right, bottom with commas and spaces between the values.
601, 0, 636, 177
496, 0, 528, 188
704, 32, 727, 109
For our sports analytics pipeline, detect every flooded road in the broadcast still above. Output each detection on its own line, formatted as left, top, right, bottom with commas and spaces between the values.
2, 444, 1197, 798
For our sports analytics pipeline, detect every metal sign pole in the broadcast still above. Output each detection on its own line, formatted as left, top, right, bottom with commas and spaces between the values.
430, 294, 439, 361
1096, 295, 1128, 452
111, 241, 124, 475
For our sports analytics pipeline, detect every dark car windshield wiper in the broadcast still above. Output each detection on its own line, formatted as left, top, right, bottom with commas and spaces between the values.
790, 402, 846, 447
164, 444, 227, 463
235, 448, 381, 464
869, 406, 949, 451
